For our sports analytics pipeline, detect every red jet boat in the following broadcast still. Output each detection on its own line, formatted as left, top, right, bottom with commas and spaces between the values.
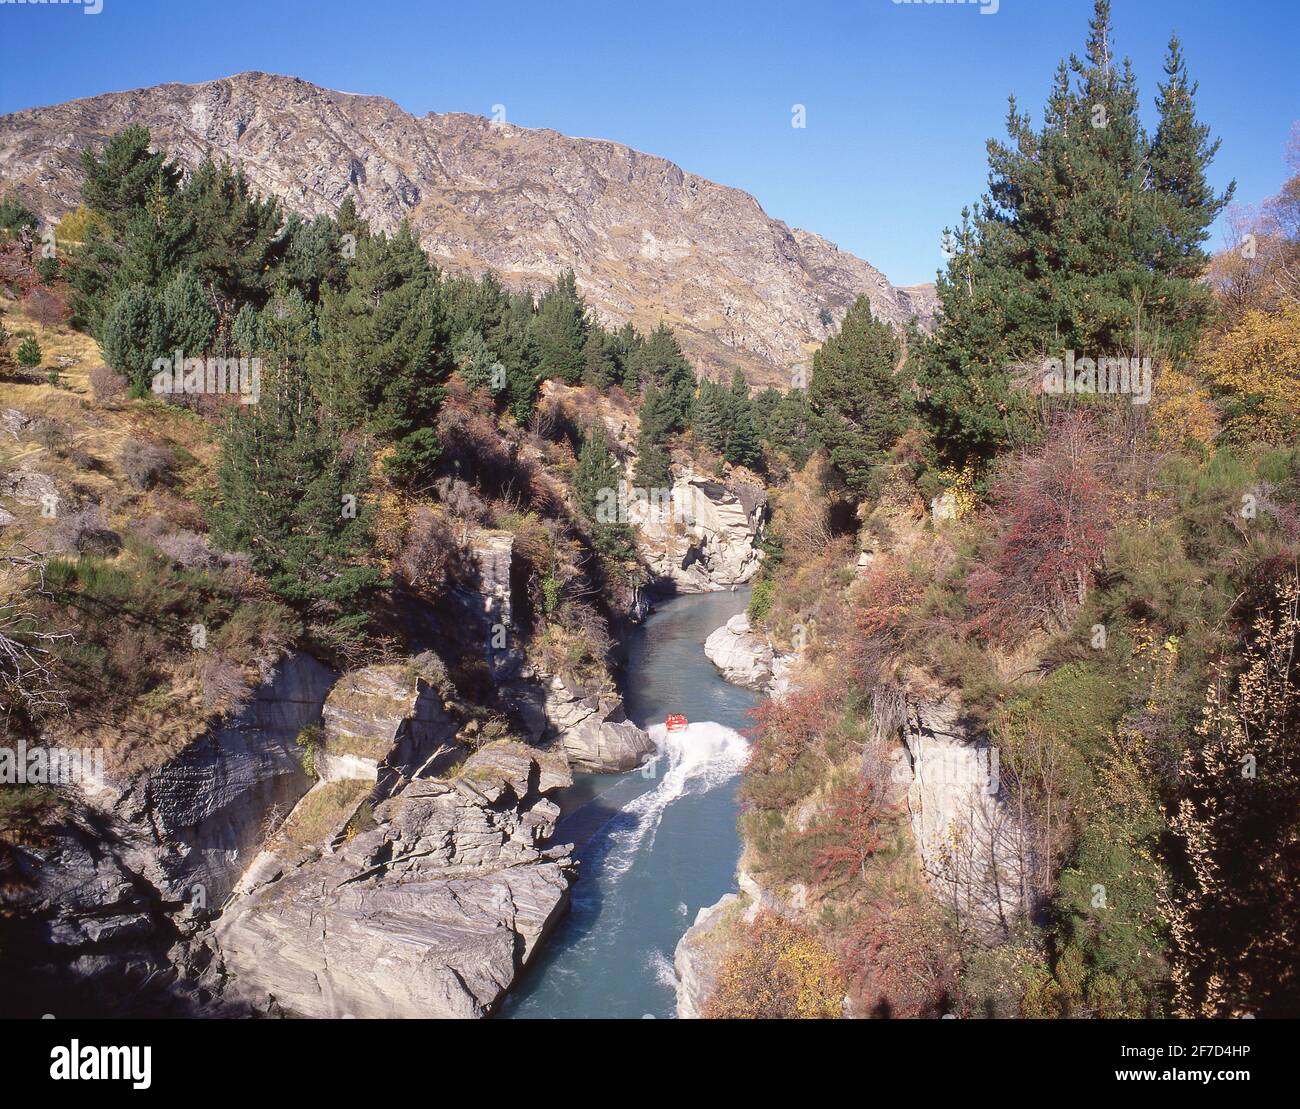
665, 713, 689, 733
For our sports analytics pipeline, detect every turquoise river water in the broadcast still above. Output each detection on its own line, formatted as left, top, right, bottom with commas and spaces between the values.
501, 588, 757, 1019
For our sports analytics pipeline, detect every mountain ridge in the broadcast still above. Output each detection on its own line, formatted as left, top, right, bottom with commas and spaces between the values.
0, 71, 936, 386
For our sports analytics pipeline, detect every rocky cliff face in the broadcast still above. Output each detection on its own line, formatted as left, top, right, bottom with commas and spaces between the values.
638, 469, 768, 593
0, 71, 933, 386
0, 650, 335, 1016
900, 695, 1026, 937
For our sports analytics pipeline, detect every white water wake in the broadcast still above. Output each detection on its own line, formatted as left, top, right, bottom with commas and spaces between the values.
581, 721, 749, 889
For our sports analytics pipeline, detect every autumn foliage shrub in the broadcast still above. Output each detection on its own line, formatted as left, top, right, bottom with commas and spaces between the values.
1169, 570, 1300, 1017
837, 895, 961, 1018
705, 913, 845, 1019
394, 506, 463, 600
966, 413, 1115, 643
745, 684, 833, 779
1201, 301, 1300, 445
848, 556, 925, 683
802, 778, 887, 889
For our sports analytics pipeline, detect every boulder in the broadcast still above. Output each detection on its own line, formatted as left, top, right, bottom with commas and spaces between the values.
543, 678, 653, 773
316, 654, 459, 792
703, 613, 775, 690
502, 672, 654, 774
215, 742, 575, 1018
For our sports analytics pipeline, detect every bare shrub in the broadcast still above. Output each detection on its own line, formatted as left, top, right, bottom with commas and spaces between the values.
90, 364, 127, 403
54, 505, 122, 556
23, 286, 68, 328
396, 506, 464, 598
197, 653, 253, 715
31, 416, 68, 452
434, 476, 490, 523
158, 529, 222, 570
118, 438, 175, 490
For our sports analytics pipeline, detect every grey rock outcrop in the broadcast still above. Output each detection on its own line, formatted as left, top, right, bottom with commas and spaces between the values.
703, 612, 798, 697
0, 466, 58, 508
703, 613, 776, 690
898, 696, 1026, 936
215, 741, 574, 1018
0, 651, 336, 1015
673, 893, 739, 1019
103, 651, 337, 911
505, 674, 654, 773
639, 471, 766, 593
447, 529, 525, 681
315, 654, 460, 792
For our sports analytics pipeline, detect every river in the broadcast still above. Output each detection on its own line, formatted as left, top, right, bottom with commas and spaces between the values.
500, 588, 757, 1019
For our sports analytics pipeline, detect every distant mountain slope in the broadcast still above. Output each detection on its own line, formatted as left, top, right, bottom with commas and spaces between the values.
0, 71, 935, 386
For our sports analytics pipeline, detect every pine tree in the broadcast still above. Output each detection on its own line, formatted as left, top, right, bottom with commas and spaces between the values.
618, 322, 645, 393
912, 0, 1232, 467
500, 290, 543, 422
767, 388, 819, 469
160, 269, 217, 357
633, 381, 677, 487
532, 269, 588, 384
100, 284, 166, 394
209, 353, 382, 642
281, 212, 349, 303
16, 336, 42, 370
312, 224, 452, 486
1149, 35, 1235, 357
632, 433, 672, 489
751, 387, 781, 441
692, 379, 728, 453
0, 192, 38, 235
582, 328, 619, 389
723, 370, 762, 469
78, 126, 180, 235
231, 302, 264, 355
177, 159, 285, 314
335, 193, 370, 247
724, 401, 762, 469
809, 295, 908, 497
640, 324, 695, 429
574, 425, 634, 562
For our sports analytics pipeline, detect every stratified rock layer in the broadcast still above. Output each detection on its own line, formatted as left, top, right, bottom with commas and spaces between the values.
215, 742, 574, 1018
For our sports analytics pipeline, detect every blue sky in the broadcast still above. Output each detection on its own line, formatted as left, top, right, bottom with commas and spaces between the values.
2, 0, 1297, 285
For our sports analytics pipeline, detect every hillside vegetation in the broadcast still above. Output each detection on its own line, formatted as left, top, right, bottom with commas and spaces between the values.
719, 2, 1299, 1020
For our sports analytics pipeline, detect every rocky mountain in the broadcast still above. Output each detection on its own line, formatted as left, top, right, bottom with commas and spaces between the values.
0, 71, 935, 387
